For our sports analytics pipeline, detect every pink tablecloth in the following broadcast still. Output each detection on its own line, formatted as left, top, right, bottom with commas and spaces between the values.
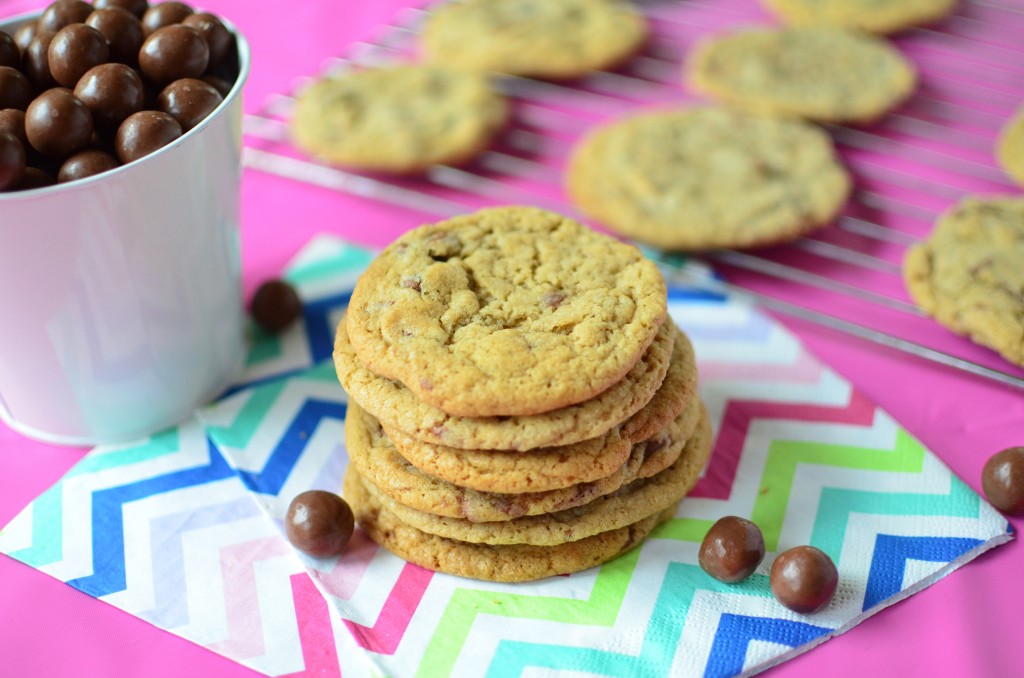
1, 1, 1022, 676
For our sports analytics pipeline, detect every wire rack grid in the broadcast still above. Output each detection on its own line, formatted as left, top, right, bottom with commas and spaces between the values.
241, 0, 1024, 392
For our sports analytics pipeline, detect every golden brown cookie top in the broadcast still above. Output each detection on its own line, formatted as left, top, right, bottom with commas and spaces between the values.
904, 197, 1024, 368
567, 107, 851, 251
688, 26, 917, 124
291, 64, 508, 174
346, 206, 668, 417
421, 0, 648, 80
761, 0, 958, 34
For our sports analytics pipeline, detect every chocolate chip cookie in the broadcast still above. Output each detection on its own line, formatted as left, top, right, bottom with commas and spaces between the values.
345, 206, 668, 417
688, 27, 917, 124
904, 197, 1024, 368
567, 107, 851, 251
998, 106, 1024, 188
421, 0, 648, 80
292, 64, 509, 174
761, 0, 957, 34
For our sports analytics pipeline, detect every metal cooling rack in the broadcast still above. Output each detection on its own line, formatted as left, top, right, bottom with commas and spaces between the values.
242, 0, 1024, 392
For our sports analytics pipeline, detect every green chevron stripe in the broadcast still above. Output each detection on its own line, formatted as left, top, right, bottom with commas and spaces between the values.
418, 517, 716, 677
753, 429, 926, 551
417, 546, 642, 678
650, 517, 714, 542
811, 474, 980, 561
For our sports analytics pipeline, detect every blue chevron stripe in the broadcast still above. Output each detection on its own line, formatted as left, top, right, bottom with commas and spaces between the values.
864, 535, 984, 610
668, 287, 728, 304
704, 614, 829, 678
302, 291, 352, 363
66, 438, 234, 598
485, 563, 774, 678
235, 399, 347, 496
139, 493, 263, 628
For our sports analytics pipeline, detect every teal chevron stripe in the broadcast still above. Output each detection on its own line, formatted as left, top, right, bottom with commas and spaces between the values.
68, 428, 181, 477
484, 564, 774, 678
245, 321, 284, 367
811, 474, 980, 562
206, 362, 340, 449
288, 246, 374, 286
8, 429, 182, 568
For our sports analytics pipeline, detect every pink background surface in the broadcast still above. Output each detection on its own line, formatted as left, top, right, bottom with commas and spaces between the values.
1, 1, 1022, 676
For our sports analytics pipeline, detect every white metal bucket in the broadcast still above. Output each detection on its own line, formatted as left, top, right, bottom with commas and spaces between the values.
0, 11, 252, 446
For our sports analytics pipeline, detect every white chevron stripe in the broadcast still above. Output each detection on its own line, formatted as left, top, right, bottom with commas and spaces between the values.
0, 500, 33, 552
176, 515, 285, 645
330, 540, 411, 627
265, 424, 347, 519
212, 379, 346, 474
105, 477, 253, 612
238, 321, 314, 385
673, 586, 840, 678
40, 419, 214, 581
245, 554, 308, 675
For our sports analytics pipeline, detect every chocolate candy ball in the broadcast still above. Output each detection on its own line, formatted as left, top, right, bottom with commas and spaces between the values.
115, 109, 180, 163
158, 77, 221, 131
94, 0, 150, 18
251, 279, 302, 333
982, 447, 1024, 515
49, 24, 111, 88
139, 24, 208, 84
14, 23, 38, 54
0, 67, 33, 110
25, 88, 94, 159
16, 166, 55, 190
0, 31, 20, 69
699, 516, 766, 583
141, 2, 194, 36
182, 12, 231, 67
87, 8, 145, 65
58, 149, 120, 182
0, 131, 27, 191
0, 109, 28, 148
23, 31, 58, 90
39, 1, 94, 34
201, 74, 232, 97
770, 546, 839, 614
75, 63, 145, 132
285, 490, 355, 558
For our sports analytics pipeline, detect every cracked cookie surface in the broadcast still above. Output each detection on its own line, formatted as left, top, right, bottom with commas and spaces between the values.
904, 197, 1024, 368
383, 328, 698, 493
421, 0, 648, 80
346, 464, 678, 582
334, 314, 678, 451
688, 27, 916, 124
356, 410, 712, 546
761, 0, 957, 34
291, 65, 508, 174
998, 106, 1024, 188
567, 107, 850, 251
345, 398, 703, 523
345, 206, 668, 417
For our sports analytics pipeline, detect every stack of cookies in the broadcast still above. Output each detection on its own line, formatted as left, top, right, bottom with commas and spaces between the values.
334, 207, 712, 582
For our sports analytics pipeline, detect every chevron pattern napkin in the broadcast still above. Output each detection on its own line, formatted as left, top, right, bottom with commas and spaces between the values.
0, 235, 1010, 677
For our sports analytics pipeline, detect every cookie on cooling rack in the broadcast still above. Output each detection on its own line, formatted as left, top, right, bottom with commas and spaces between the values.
291, 65, 509, 174
420, 0, 648, 80
566, 107, 851, 251
687, 27, 917, 124
904, 197, 1024, 368
760, 0, 958, 34
997, 106, 1024, 187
